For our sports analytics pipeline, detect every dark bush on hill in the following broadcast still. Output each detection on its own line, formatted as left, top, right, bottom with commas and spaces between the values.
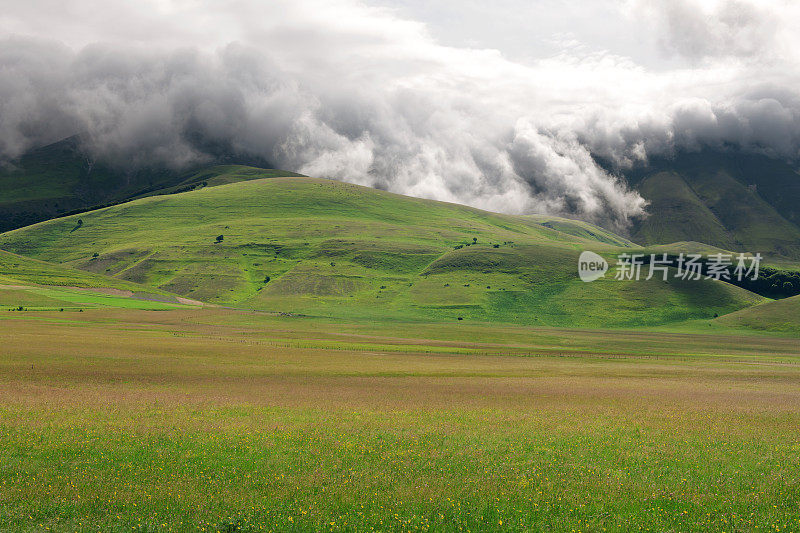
641, 255, 800, 298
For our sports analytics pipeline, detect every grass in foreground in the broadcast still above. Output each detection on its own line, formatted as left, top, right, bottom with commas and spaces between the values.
1, 308, 800, 531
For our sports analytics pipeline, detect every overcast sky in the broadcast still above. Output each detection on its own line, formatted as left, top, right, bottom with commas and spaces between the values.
1, 0, 798, 229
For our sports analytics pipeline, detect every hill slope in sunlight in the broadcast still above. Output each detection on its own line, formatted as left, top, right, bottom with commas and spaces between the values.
0, 175, 767, 327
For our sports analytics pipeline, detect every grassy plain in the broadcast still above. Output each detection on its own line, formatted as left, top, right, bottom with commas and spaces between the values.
2, 307, 800, 531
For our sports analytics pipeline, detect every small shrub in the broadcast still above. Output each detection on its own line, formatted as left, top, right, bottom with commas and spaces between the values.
215, 234, 224, 243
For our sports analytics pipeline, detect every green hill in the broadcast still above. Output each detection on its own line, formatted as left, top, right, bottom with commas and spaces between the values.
0, 175, 765, 327
628, 151, 800, 260
6, 139, 800, 264
714, 294, 800, 333
0, 136, 304, 232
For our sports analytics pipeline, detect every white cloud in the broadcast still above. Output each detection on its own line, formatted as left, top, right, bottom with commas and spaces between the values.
0, 0, 799, 230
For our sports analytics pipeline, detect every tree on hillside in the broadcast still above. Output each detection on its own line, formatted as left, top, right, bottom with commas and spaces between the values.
215, 235, 224, 244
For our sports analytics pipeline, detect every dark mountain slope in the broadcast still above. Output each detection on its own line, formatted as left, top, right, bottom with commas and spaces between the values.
626, 150, 800, 259
0, 136, 303, 232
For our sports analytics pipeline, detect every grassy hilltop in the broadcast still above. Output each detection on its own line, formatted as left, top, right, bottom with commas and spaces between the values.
6, 139, 800, 262
715, 293, 800, 333
0, 170, 766, 328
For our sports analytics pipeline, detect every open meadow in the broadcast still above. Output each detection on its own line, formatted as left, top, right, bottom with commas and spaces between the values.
2, 307, 800, 531
5, 2, 800, 531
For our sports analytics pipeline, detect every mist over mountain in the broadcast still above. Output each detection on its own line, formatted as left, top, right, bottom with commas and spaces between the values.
1, 0, 800, 232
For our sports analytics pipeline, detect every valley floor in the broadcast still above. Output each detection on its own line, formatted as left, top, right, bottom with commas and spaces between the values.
2, 308, 800, 531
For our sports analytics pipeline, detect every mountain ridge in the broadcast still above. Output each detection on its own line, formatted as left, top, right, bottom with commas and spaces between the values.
0, 136, 305, 232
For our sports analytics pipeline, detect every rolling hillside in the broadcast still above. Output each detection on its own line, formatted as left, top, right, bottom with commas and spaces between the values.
715, 294, 800, 333
0, 175, 765, 327
0, 249, 199, 310
627, 150, 800, 259
6, 138, 800, 263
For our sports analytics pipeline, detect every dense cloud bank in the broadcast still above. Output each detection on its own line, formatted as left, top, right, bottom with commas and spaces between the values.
1, 0, 799, 231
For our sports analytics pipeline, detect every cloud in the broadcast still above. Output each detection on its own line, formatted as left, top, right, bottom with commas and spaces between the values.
0, 0, 799, 231
633, 0, 781, 61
